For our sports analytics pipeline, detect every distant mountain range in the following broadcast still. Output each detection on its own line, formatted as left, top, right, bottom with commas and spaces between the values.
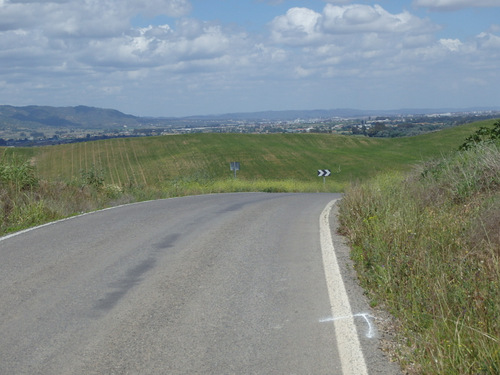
1, 104, 499, 130
0, 105, 147, 129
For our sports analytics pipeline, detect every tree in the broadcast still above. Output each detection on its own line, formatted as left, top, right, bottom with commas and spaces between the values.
459, 120, 500, 150
367, 122, 387, 137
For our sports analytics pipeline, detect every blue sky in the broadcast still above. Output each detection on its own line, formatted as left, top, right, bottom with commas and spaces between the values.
1, 0, 499, 117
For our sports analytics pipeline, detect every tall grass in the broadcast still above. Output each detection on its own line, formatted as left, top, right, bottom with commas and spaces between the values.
0, 156, 134, 235
159, 176, 340, 197
338, 143, 500, 374
1, 156, 54, 234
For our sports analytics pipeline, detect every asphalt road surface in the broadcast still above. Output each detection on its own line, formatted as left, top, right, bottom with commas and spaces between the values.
0, 193, 400, 374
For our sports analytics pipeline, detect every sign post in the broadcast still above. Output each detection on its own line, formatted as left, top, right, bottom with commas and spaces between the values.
318, 166, 341, 185
230, 162, 240, 179
318, 169, 331, 185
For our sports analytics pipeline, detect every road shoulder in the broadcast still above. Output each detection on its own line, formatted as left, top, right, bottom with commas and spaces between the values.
328, 200, 402, 375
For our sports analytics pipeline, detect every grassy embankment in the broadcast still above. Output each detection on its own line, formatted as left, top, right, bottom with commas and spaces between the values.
338, 122, 499, 374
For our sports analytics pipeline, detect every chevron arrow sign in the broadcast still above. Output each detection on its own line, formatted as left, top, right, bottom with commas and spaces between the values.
318, 169, 331, 177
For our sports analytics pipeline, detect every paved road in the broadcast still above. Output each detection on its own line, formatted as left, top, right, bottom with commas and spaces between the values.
0, 193, 400, 374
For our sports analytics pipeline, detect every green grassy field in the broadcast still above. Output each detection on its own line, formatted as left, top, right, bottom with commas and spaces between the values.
3, 119, 495, 192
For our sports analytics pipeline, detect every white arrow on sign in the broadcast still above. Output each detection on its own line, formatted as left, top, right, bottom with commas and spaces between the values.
318, 169, 331, 177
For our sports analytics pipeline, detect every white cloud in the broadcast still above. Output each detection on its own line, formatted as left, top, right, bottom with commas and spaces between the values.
270, 4, 437, 47
414, 0, 500, 11
270, 7, 322, 45
476, 32, 500, 49
0, 0, 250, 107
0, 0, 192, 35
0, 0, 218, 72
265, 2, 500, 98
78, 21, 244, 70
321, 4, 436, 34
439, 38, 463, 52
267, 3, 444, 83
0, 1, 499, 115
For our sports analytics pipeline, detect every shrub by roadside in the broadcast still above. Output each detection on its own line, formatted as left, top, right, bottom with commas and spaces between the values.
338, 142, 499, 374
0, 159, 134, 236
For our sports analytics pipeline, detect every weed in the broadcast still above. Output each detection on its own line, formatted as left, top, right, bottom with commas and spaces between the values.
80, 164, 105, 189
338, 143, 500, 374
0, 157, 38, 191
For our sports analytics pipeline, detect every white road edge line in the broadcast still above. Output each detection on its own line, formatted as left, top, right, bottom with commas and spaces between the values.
320, 199, 368, 375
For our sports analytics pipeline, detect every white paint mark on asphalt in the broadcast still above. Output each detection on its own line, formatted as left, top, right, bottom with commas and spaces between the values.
320, 199, 368, 375
320, 313, 376, 339
358, 313, 375, 339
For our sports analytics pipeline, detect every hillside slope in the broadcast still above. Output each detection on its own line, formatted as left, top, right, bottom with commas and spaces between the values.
16, 119, 494, 190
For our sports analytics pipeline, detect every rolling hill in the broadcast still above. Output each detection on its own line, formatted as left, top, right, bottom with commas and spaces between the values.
0, 105, 145, 129
5, 118, 495, 191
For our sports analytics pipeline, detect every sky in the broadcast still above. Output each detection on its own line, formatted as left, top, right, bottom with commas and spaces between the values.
0, 0, 499, 117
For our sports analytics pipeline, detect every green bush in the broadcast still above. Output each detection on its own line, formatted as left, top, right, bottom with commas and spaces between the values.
0, 158, 38, 191
80, 165, 105, 189
459, 120, 500, 151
